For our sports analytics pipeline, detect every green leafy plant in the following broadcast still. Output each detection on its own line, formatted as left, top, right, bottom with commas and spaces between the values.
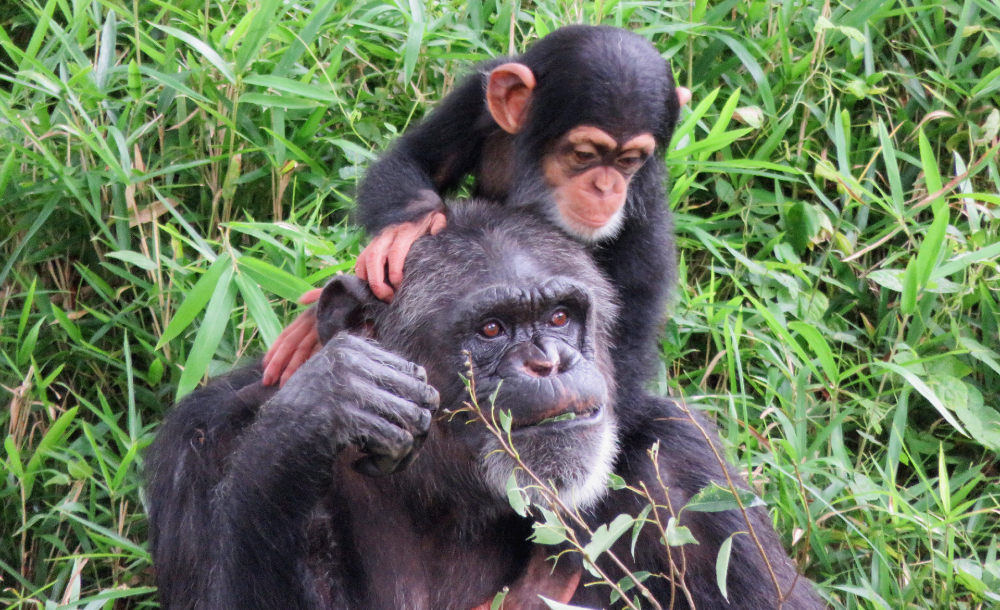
2, 0, 998, 608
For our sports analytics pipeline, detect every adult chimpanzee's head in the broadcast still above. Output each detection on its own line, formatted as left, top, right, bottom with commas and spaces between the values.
317, 202, 619, 510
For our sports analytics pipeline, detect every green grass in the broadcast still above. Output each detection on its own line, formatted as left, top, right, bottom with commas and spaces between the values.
1, 0, 998, 608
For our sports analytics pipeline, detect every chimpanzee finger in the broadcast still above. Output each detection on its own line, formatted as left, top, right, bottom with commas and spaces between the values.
263, 316, 298, 368
265, 316, 316, 378
356, 411, 415, 456
354, 454, 403, 477
676, 86, 692, 107
278, 326, 320, 388
354, 247, 370, 280
386, 232, 413, 290
339, 335, 429, 384
264, 307, 315, 363
263, 310, 317, 385
360, 447, 419, 477
353, 380, 435, 436
428, 211, 448, 235
363, 233, 395, 301
298, 288, 322, 305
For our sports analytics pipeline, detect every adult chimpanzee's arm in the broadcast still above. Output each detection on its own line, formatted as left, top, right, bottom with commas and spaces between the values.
575, 396, 823, 610
355, 64, 502, 235
145, 365, 276, 610
208, 335, 438, 610
148, 334, 436, 610
591, 157, 676, 405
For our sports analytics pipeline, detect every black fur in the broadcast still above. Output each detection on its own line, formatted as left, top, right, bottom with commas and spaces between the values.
356, 26, 680, 422
146, 204, 823, 610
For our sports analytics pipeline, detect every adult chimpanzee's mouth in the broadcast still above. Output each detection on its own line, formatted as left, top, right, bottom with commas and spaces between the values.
512, 402, 604, 430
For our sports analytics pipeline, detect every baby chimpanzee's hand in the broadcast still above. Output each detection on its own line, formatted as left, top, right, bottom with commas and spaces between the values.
355, 209, 447, 302
262, 288, 322, 387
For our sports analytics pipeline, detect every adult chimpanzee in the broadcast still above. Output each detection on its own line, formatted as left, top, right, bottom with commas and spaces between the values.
147, 203, 823, 610
263, 26, 684, 413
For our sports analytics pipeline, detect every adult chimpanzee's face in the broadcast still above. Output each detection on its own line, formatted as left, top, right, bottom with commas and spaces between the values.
452, 276, 617, 509
374, 212, 620, 510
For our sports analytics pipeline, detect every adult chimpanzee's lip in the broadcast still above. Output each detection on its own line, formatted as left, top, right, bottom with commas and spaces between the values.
511, 402, 604, 430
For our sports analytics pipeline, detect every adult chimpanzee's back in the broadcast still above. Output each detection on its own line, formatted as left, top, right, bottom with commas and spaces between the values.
146, 203, 823, 610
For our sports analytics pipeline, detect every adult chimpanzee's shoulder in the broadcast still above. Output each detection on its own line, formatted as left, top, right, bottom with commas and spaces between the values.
613, 395, 732, 497
145, 363, 274, 506
591, 394, 826, 610
152, 364, 268, 445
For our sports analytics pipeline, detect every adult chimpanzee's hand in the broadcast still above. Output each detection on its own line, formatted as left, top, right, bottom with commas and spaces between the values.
273, 333, 439, 476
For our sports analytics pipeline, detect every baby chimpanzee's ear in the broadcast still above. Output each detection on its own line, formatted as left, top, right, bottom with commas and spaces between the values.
315, 276, 385, 344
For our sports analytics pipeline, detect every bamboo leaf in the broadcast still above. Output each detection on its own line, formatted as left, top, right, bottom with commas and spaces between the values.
901, 257, 918, 315
153, 24, 236, 83
684, 482, 765, 513
157, 253, 232, 349
915, 201, 949, 288
234, 0, 287, 72
234, 271, 283, 346
240, 93, 322, 109
22, 0, 59, 67
95, 10, 116, 92
716, 533, 740, 601
274, 0, 340, 75
584, 514, 634, 565
176, 266, 238, 399
505, 470, 527, 517
236, 257, 314, 302
23, 407, 79, 499
877, 118, 904, 216
243, 75, 337, 102
873, 361, 967, 436
664, 516, 699, 546
138, 66, 211, 103
788, 321, 840, 386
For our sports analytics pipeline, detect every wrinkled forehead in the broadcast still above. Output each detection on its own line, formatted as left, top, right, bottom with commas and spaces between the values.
497, 248, 553, 282
392, 245, 537, 313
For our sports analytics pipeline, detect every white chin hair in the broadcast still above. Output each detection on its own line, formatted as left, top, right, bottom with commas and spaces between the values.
555, 207, 626, 244
480, 424, 619, 512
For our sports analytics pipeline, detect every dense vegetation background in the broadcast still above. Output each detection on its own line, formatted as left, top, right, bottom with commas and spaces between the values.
1, 0, 998, 608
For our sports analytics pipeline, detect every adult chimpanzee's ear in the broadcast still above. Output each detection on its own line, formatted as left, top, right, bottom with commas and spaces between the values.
315, 276, 384, 344
486, 63, 536, 134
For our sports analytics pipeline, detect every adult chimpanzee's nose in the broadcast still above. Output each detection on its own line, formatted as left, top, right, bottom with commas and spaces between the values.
523, 338, 561, 377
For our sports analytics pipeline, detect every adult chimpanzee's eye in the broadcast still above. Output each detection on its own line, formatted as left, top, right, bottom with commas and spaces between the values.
550, 309, 570, 327
480, 320, 504, 338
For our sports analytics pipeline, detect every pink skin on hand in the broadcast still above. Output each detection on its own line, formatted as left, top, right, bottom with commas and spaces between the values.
262, 288, 322, 387
355, 211, 448, 302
